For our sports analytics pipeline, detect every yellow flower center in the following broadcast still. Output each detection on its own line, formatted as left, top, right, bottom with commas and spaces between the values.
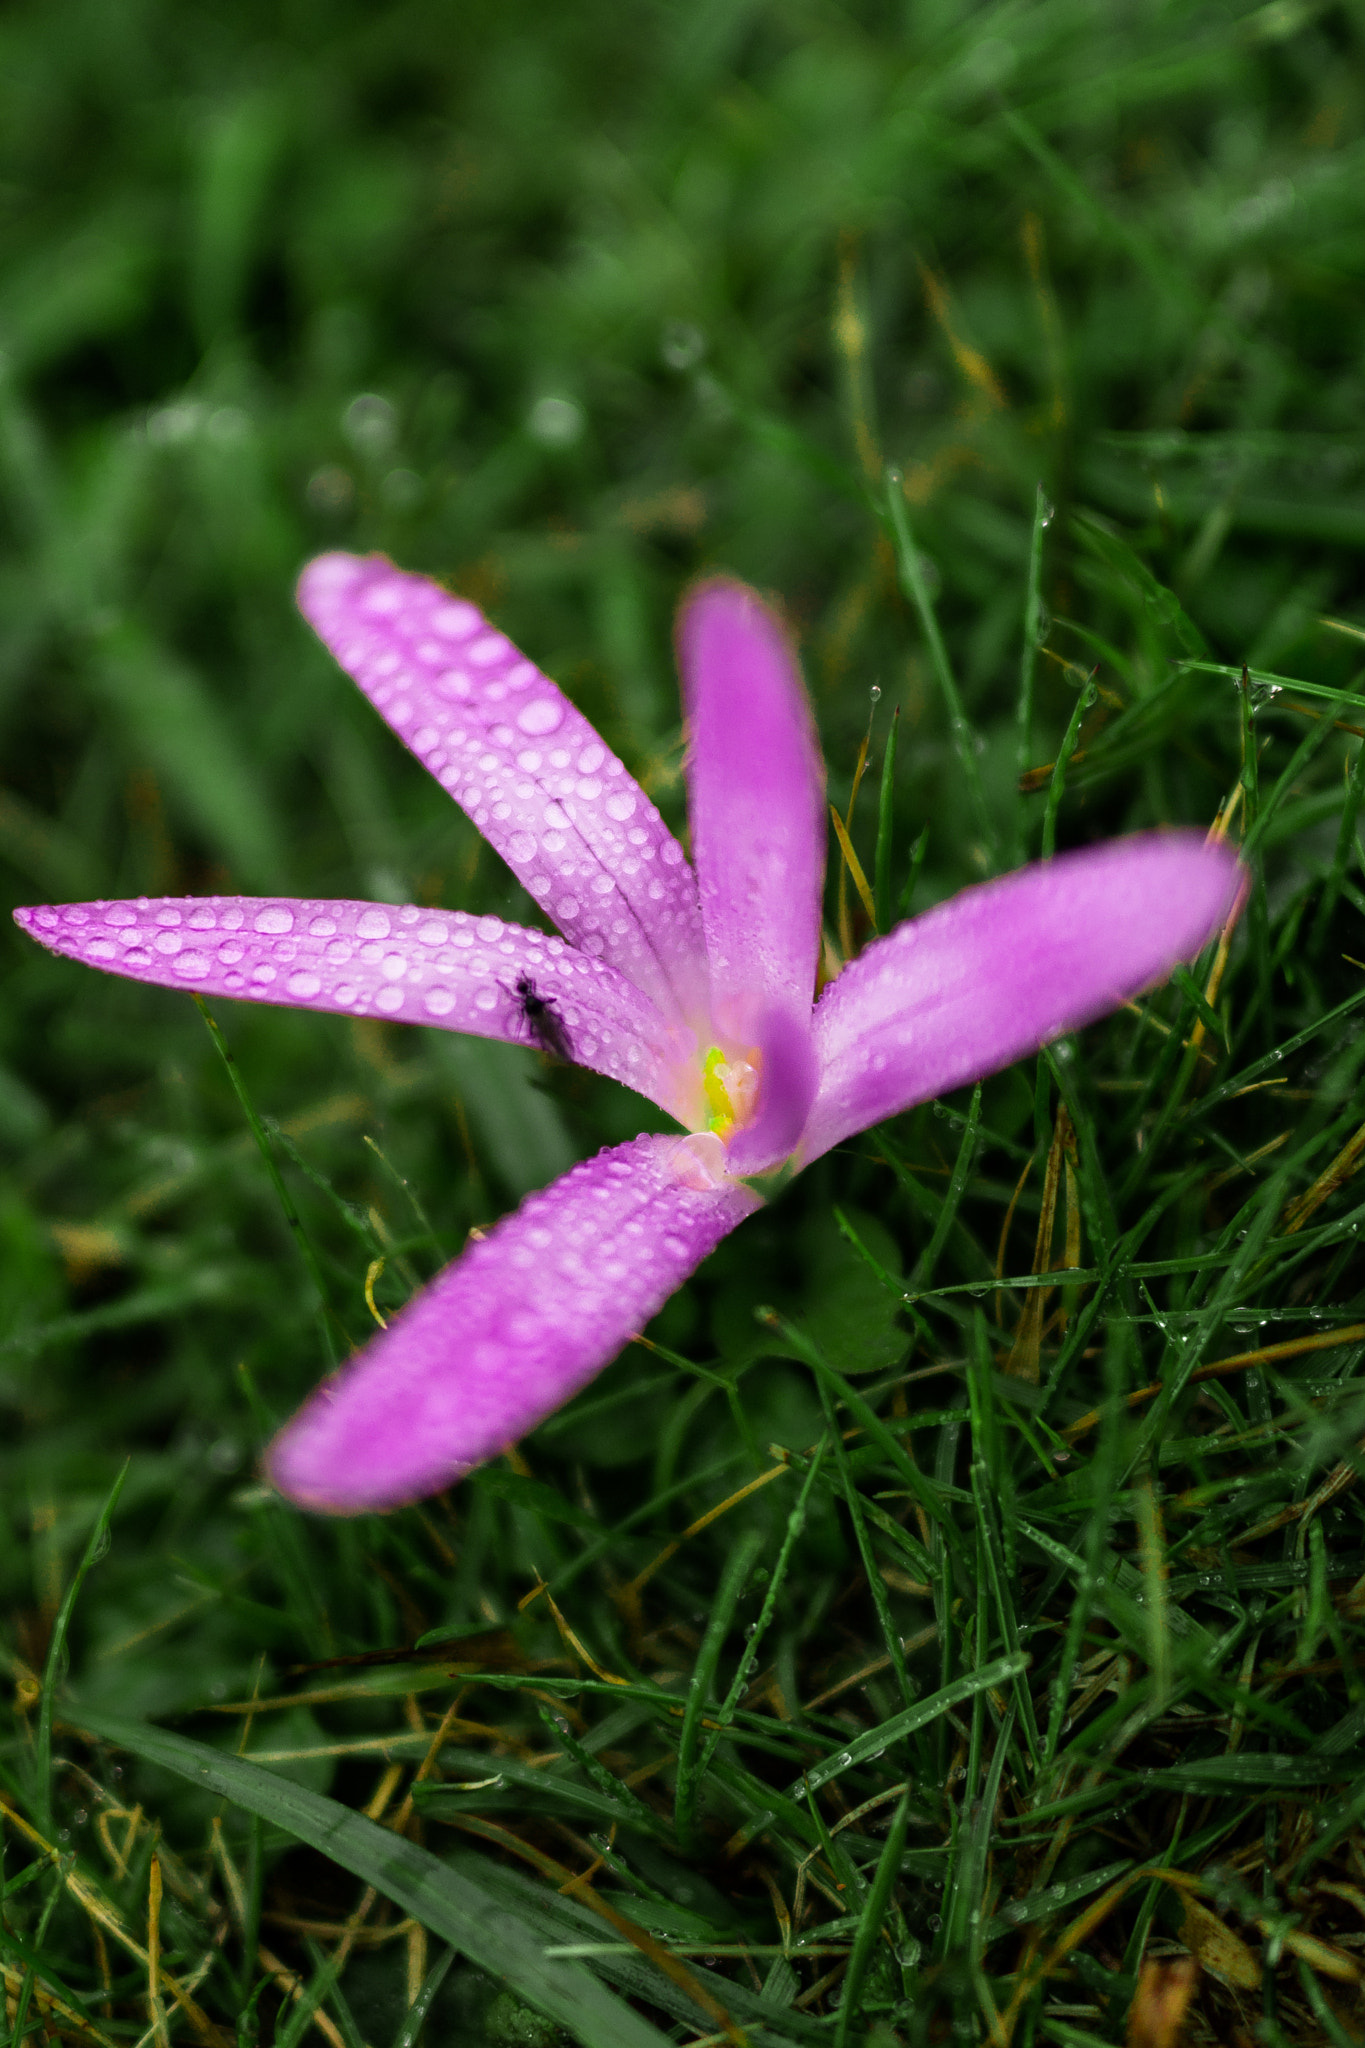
701, 1044, 759, 1140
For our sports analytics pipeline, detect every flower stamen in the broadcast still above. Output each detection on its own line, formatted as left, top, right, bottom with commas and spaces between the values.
702, 1044, 759, 1140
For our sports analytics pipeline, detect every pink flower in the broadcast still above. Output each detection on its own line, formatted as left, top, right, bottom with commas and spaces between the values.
14, 555, 1243, 1513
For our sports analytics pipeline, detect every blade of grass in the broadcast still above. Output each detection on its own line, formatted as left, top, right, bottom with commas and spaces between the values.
71, 1711, 675, 2048
817, 1377, 918, 1717
391, 1946, 456, 2048
884, 472, 994, 861
792, 1654, 1028, 1798
194, 997, 338, 1364
833, 1789, 910, 2048
674, 1526, 765, 1853
874, 704, 899, 932
37, 1460, 129, 1837
1015, 482, 1049, 861
697, 1440, 827, 1778
1040, 671, 1097, 860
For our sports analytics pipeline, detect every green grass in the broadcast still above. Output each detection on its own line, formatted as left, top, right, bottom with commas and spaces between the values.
5, 1, 1365, 2043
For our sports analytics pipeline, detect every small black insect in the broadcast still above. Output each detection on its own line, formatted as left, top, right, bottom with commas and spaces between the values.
512, 972, 575, 1063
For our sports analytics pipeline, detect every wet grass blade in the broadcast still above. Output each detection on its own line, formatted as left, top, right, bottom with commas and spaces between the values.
70, 1711, 675, 2048
36, 1460, 128, 1836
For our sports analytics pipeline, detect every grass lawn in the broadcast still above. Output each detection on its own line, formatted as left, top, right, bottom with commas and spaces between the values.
4, 2, 1365, 2042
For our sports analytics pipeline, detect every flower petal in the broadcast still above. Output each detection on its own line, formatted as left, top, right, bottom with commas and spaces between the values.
13, 897, 692, 1117
800, 833, 1245, 1164
725, 1004, 818, 1177
266, 1133, 761, 1512
677, 578, 825, 1039
298, 554, 708, 1028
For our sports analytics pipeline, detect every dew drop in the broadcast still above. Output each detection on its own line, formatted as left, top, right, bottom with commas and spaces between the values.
517, 697, 564, 737
432, 601, 479, 638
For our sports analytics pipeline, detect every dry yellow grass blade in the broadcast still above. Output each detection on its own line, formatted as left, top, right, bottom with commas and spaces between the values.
919, 264, 1008, 409
2, 1962, 120, 2048
1063, 1324, 1365, 1441
829, 803, 877, 934
1006, 1105, 1073, 1382
256, 1946, 353, 2048
621, 1458, 789, 1602
147, 1856, 170, 2048
833, 236, 881, 486
0, 1801, 228, 2047
1281, 1112, 1365, 1235
1125, 1956, 1199, 2048
439, 1812, 744, 2043
1176, 1894, 1260, 1989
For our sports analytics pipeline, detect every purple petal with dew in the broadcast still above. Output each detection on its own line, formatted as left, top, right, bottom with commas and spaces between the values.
726, 1005, 818, 1178
298, 554, 709, 1029
13, 897, 694, 1119
800, 833, 1245, 1165
677, 578, 825, 1042
266, 1133, 761, 1513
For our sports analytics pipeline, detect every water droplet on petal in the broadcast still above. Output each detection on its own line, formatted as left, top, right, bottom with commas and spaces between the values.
432, 602, 479, 638
517, 697, 563, 737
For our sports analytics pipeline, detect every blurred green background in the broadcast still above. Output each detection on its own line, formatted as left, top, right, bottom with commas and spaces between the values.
3, 0, 1365, 2033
